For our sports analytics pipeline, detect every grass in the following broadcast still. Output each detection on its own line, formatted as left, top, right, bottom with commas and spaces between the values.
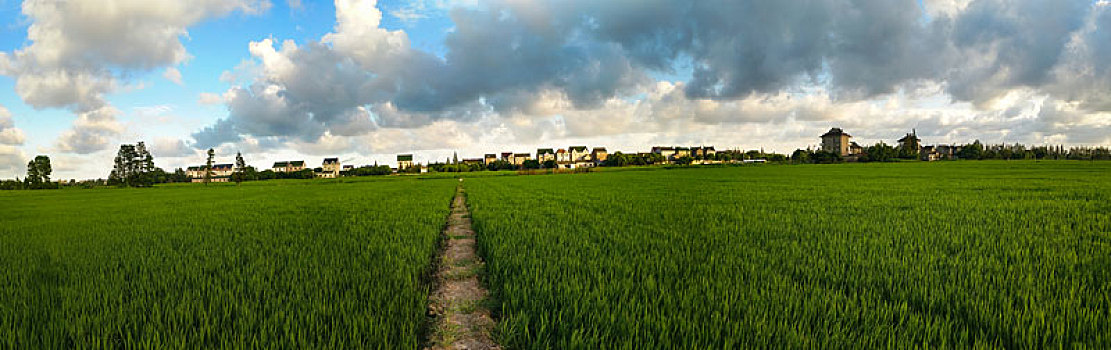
0, 177, 458, 348
464, 161, 1111, 348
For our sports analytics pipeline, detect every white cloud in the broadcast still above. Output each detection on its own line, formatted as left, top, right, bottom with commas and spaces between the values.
163, 67, 183, 85
55, 106, 124, 154
151, 137, 196, 158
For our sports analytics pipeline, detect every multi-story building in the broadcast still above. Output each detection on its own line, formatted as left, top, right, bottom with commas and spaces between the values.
188, 164, 234, 183
319, 158, 341, 178
591, 147, 608, 163
484, 154, 497, 165
272, 161, 306, 172
569, 146, 590, 162
820, 128, 853, 156
898, 129, 922, 154
556, 149, 571, 163
537, 148, 556, 162
397, 154, 414, 170
651, 146, 676, 160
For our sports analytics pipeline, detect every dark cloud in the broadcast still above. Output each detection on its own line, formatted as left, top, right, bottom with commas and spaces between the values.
195, 0, 1111, 149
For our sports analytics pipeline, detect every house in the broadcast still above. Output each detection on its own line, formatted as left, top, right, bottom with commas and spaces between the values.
343, 165, 354, 170
537, 148, 556, 162
556, 149, 571, 163
820, 128, 853, 156
850, 142, 864, 155
704, 146, 716, 157
569, 146, 590, 162
591, 147, 608, 163
512, 153, 531, 165
898, 129, 922, 153
651, 146, 676, 160
318, 158, 341, 178
484, 154, 497, 165
188, 163, 234, 183
397, 154, 414, 170
462, 158, 483, 165
921, 146, 941, 161
674, 147, 691, 159
272, 161, 306, 172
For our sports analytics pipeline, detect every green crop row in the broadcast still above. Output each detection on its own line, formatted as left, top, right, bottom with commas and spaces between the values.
0, 177, 457, 348
465, 161, 1111, 348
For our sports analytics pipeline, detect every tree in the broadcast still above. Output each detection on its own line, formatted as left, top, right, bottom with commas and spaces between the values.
958, 140, 984, 160
790, 149, 811, 163
203, 148, 215, 186
542, 159, 557, 169
24, 155, 53, 189
522, 159, 541, 169
232, 152, 247, 185
172, 168, 189, 183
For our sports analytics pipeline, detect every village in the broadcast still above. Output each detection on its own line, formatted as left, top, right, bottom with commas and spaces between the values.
178, 127, 1109, 183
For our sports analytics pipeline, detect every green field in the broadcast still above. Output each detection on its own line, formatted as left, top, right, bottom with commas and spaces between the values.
0, 178, 457, 348
2, 162, 1109, 348
465, 161, 1111, 348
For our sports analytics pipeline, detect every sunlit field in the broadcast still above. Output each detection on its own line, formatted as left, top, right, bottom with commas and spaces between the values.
465, 161, 1111, 348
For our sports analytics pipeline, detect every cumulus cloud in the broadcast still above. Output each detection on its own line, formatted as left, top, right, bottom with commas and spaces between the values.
163, 67, 184, 85
55, 107, 124, 154
0, 105, 28, 177
191, 0, 1111, 156
151, 137, 196, 158
0, 0, 269, 155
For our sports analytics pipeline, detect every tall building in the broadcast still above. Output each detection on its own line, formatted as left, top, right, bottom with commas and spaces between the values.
820, 128, 853, 156
397, 154, 414, 170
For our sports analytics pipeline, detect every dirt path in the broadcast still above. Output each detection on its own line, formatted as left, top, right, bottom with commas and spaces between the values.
426, 185, 499, 350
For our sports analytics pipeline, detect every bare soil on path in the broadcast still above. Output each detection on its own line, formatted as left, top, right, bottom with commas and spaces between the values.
426, 185, 499, 350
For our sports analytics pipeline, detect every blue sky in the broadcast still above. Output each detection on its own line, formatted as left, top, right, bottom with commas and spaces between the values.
0, 0, 1109, 179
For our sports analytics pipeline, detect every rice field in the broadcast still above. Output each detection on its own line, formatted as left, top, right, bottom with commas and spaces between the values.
0, 178, 457, 348
465, 161, 1111, 348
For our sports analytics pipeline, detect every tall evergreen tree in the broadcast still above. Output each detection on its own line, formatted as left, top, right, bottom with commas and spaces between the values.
232, 151, 246, 185
204, 148, 215, 186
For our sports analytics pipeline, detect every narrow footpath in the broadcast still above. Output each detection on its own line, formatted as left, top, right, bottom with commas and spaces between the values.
426, 184, 499, 350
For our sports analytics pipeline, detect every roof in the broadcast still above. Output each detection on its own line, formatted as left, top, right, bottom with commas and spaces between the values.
592, 147, 607, 152
187, 166, 202, 171
898, 133, 921, 142
704, 146, 715, 150
652, 146, 674, 151
323, 157, 339, 164
569, 146, 588, 151
484, 154, 497, 158
537, 148, 554, 154
212, 164, 234, 170
556, 149, 567, 153
821, 128, 851, 138
676, 147, 690, 150
397, 154, 413, 161
514, 153, 530, 157
343, 165, 354, 169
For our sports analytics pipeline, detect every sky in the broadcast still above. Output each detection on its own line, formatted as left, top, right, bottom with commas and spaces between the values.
1, 0, 1110, 179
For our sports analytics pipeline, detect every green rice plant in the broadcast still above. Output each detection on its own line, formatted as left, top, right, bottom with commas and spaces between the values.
465, 161, 1111, 349
0, 177, 458, 348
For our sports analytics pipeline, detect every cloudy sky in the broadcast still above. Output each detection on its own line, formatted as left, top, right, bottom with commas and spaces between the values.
1, 0, 1110, 179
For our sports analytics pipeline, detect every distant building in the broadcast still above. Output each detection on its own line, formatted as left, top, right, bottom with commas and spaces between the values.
820, 128, 853, 156
651, 146, 676, 160
569, 146, 590, 162
674, 147, 691, 158
188, 163, 234, 183
849, 142, 864, 156
397, 154, 414, 170
556, 149, 571, 163
921, 146, 941, 161
484, 154, 497, 165
512, 153, 531, 166
272, 161, 306, 172
898, 129, 922, 153
591, 147, 608, 163
318, 158, 341, 178
537, 148, 556, 162
462, 158, 483, 165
